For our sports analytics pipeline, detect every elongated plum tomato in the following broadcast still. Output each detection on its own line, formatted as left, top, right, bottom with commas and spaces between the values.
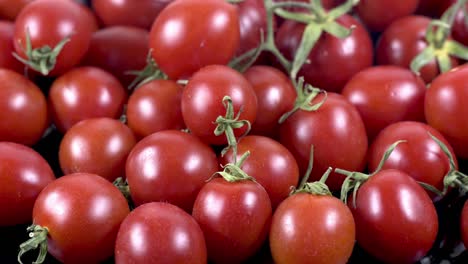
30, 173, 130, 263
115, 202, 207, 264
356, 0, 419, 32
181, 65, 257, 146
0, 142, 55, 226
0, 69, 48, 146
462, 201, 468, 248
149, 0, 240, 80
0, 21, 24, 73
126, 130, 218, 212
59, 118, 137, 182
13, 0, 94, 76
425, 64, 468, 159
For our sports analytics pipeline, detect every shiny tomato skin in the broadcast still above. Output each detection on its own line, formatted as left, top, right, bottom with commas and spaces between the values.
462, 201, 468, 248
341, 66, 426, 141
149, 0, 240, 80
351, 169, 438, 264
356, 0, 419, 32
244, 65, 296, 138
115, 202, 207, 264
126, 130, 218, 212
59, 118, 137, 182
451, 2, 468, 46
192, 178, 272, 264
0, 0, 32, 20
425, 64, 468, 159
81, 26, 149, 88
127, 79, 185, 139
0, 21, 24, 73
275, 15, 373, 93
236, 0, 267, 56
48, 66, 127, 133
0, 142, 55, 226
270, 193, 355, 264
219, 135, 299, 209
14, 0, 94, 76
32, 173, 130, 264
181, 65, 257, 146
279, 93, 368, 191
0, 69, 48, 146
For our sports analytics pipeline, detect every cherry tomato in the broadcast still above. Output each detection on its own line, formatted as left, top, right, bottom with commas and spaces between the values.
341, 66, 426, 141
48, 66, 127, 133
59, 118, 137, 182
192, 177, 272, 264
31, 172, 130, 263
0, 142, 55, 226
0, 21, 24, 73
181, 65, 257, 146
0, 69, 48, 146
244, 65, 296, 138
462, 200, 468, 249
219, 135, 299, 209
356, 0, 419, 32
0, 0, 32, 20
126, 130, 218, 212
14, 0, 95, 76
236, 0, 267, 56
416, 0, 450, 17
275, 14, 373, 93
270, 193, 355, 264
115, 202, 207, 264
127, 79, 185, 139
149, 0, 240, 80
279, 93, 368, 191
81, 26, 149, 88
450, 1, 468, 46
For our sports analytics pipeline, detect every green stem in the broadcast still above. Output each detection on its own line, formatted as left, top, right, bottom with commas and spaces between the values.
18, 225, 49, 264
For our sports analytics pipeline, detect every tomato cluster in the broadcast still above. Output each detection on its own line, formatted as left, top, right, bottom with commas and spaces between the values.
2, 0, 468, 263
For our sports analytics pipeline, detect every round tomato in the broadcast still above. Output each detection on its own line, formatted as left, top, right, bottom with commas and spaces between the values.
149, 0, 240, 80
356, 0, 419, 32
236, 0, 268, 56
48, 66, 127, 133
0, 0, 32, 20
0, 21, 24, 73
0, 69, 48, 146
462, 200, 468, 248
115, 202, 207, 264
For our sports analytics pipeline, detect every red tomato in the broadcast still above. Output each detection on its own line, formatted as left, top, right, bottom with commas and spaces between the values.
115, 202, 207, 264
416, 0, 450, 17
270, 193, 355, 264
59, 118, 137, 182
0, 21, 24, 73
0, 69, 48, 146
30, 173, 130, 263
127, 79, 185, 139
149, 0, 240, 80
450, 1, 468, 46
126, 130, 218, 211
341, 66, 426, 141
181, 65, 257, 146
462, 201, 468, 249
48, 66, 127, 133
192, 177, 272, 264
0, 0, 32, 20
0, 142, 55, 226
236, 0, 267, 55
356, 0, 419, 32
275, 14, 373, 93
425, 64, 468, 159
13, 0, 95, 76
279, 93, 368, 191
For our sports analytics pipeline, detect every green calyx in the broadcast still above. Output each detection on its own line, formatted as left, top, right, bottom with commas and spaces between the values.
126, 51, 168, 91
210, 151, 256, 183
113, 177, 134, 210
17, 225, 49, 264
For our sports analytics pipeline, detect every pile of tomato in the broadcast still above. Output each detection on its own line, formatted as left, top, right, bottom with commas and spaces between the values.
2, 0, 468, 263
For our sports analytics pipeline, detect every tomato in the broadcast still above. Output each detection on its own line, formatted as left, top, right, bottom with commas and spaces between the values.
27, 173, 129, 264
346, 169, 438, 263
0, 69, 48, 146
270, 193, 355, 264
275, 14, 373, 93
126, 130, 218, 212
48, 66, 127, 133
416, 0, 450, 17
236, 0, 267, 56
376, 15, 458, 84
192, 177, 272, 264
92, 0, 173, 29
0, 21, 24, 73
0, 0, 32, 20
59, 118, 137, 182
81, 26, 149, 88
462, 200, 468, 249
341, 66, 426, 141
115, 202, 207, 264
14, 0, 95, 76
450, 1, 468, 46
127, 79, 185, 139
149, 0, 240, 80
279, 93, 368, 191
219, 135, 299, 209
0, 142, 55, 226
425, 64, 468, 159
181, 65, 257, 146
243, 65, 296, 138
355, 0, 419, 32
